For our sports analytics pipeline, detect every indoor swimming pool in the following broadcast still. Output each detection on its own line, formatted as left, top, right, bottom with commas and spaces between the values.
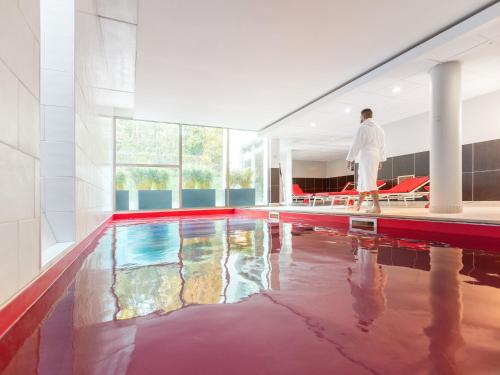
1, 215, 500, 374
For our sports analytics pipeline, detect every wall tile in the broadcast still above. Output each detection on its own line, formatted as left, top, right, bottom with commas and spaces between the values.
473, 170, 500, 201
0, 143, 35, 223
41, 214, 57, 252
46, 211, 75, 243
42, 0, 74, 73
19, 84, 40, 158
0, 0, 38, 95
32, 38, 40, 98
19, 0, 41, 41
304, 178, 315, 193
35, 159, 40, 217
345, 174, 355, 183
18, 218, 40, 286
338, 176, 347, 190
0, 221, 19, 305
462, 172, 473, 201
414, 151, 429, 177
0, 60, 19, 147
41, 69, 74, 107
44, 177, 75, 212
42, 106, 75, 142
40, 141, 75, 177
328, 177, 336, 192
314, 178, 325, 193
462, 144, 473, 173
473, 139, 500, 172
379, 157, 393, 181
393, 153, 415, 178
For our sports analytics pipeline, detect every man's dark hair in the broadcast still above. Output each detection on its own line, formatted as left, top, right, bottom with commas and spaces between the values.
361, 108, 373, 119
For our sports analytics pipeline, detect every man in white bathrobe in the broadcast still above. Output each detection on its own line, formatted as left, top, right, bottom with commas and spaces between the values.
346, 108, 386, 213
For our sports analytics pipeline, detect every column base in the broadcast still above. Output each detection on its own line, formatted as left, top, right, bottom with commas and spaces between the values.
429, 204, 463, 214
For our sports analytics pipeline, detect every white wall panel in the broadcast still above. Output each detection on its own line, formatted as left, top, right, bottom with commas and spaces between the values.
19, 84, 40, 158
0, 61, 19, 147
18, 218, 41, 286
326, 159, 353, 178
0, 222, 19, 305
292, 160, 327, 178
40, 0, 76, 259
0, 143, 36, 223
384, 89, 500, 157
0, 0, 39, 96
74, 4, 114, 241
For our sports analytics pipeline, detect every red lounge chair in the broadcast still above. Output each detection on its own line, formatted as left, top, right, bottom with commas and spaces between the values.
292, 184, 313, 205
331, 180, 387, 207
374, 176, 430, 206
311, 181, 355, 206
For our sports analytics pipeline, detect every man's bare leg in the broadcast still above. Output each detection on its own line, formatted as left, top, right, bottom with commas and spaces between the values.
355, 192, 367, 211
366, 191, 381, 214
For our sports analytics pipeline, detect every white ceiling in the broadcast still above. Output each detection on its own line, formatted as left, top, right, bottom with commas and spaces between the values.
275, 14, 500, 161
133, 0, 495, 130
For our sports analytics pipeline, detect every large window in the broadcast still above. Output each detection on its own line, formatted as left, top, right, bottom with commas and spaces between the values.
229, 130, 268, 206
115, 120, 180, 210
116, 120, 179, 165
182, 126, 226, 207
114, 119, 267, 211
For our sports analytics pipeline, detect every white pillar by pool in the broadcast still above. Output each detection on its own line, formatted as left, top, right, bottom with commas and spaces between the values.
429, 61, 463, 213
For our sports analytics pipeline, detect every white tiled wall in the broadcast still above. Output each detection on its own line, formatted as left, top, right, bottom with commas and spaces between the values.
0, 0, 41, 306
0, 0, 114, 308
40, 0, 76, 250
75, 3, 114, 241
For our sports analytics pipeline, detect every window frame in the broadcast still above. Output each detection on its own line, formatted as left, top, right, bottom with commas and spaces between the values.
113, 118, 268, 211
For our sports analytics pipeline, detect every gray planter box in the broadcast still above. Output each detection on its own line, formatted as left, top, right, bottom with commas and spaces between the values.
116, 190, 129, 211
182, 189, 216, 208
138, 190, 172, 210
229, 188, 256, 207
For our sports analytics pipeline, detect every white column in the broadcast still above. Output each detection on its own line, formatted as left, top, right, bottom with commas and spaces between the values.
429, 61, 463, 213
279, 148, 293, 205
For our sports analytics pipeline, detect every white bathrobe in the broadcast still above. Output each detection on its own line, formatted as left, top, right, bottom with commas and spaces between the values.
346, 119, 386, 192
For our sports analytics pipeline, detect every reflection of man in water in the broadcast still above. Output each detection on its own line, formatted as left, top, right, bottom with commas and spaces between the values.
347, 238, 387, 332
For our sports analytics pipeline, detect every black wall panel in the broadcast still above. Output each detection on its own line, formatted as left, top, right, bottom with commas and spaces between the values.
292, 138, 500, 200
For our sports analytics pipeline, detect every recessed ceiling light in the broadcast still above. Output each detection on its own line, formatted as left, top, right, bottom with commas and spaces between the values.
344, 107, 351, 114
392, 86, 401, 93
310, 122, 317, 127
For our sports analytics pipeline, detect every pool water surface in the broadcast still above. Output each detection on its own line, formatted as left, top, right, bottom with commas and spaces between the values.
1, 216, 500, 375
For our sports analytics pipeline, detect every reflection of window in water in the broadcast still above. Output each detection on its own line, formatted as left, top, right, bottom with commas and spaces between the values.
348, 247, 387, 332
114, 223, 181, 268
115, 265, 182, 320
182, 225, 225, 306
112, 219, 272, 320
225, 220, 271, 303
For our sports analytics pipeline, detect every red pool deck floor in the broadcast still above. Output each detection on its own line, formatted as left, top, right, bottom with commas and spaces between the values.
1, 208, 500, 374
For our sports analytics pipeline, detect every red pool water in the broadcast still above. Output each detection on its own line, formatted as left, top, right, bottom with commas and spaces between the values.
1, 215, 500, 374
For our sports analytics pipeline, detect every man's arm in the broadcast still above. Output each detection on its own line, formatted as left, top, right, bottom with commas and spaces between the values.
346, 127, 364, 167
